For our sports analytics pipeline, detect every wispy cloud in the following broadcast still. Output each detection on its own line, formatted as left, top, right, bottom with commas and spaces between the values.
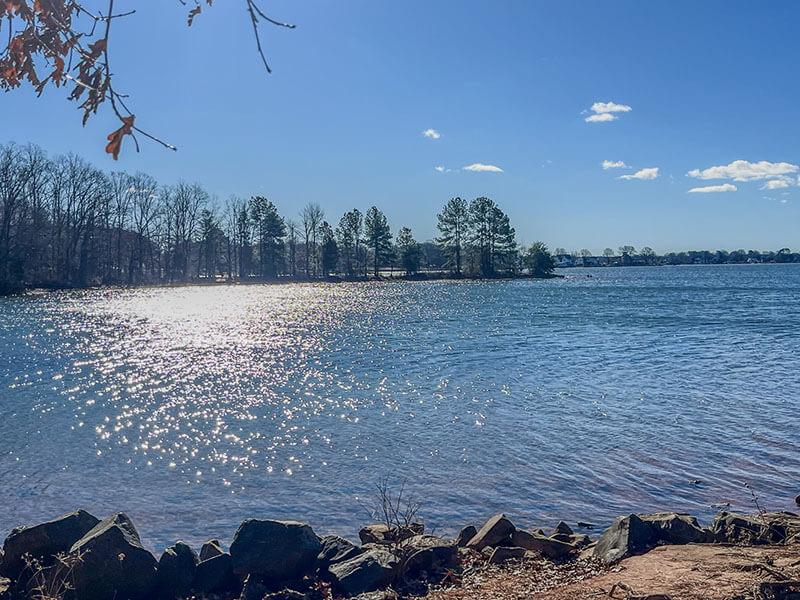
585, 101, 632, 123
463, 163, 504, 173
688, 183, 737, 193
435, 166, 445, 172
687, 160, 799, 182
603, 160, 630, 169
586, 112, 617, 123
422, 128, 441, 139
619, 167, 659, 180
762, 179, 790, 190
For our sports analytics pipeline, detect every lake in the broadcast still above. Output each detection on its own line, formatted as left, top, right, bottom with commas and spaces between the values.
1, 265, 799, 551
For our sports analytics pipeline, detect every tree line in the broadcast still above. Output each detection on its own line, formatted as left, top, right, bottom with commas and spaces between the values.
0, 142, 556, 294
553, 246, 800, 267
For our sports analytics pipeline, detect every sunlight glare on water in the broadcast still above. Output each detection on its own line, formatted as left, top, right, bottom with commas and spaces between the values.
1, 266, 799, 550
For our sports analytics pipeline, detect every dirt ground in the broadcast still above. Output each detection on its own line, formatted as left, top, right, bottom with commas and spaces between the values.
422, 544, 800, 600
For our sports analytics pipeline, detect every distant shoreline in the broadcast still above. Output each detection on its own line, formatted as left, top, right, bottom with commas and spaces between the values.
6, 272, 563, 297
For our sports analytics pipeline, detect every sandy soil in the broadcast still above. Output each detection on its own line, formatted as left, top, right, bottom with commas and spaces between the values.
422, 544, 800, 600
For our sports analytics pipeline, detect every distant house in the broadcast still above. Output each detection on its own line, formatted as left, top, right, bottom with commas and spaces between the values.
554, 254, 576, 267
580, 256, 606, 267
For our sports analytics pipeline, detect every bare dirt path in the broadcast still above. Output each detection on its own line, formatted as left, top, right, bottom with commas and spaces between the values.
422, 545, 800, 600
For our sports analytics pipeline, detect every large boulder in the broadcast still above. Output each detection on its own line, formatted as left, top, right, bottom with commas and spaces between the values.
359, 525, 391, 545
69, 513, 158, 600
593, 514, 659, 564
328, 549, 396, 596
192, 552, 238, 595
239, 574, 268, 600
199, 539, 224, 561
466, 514, 515, 550
488, 546, 526, 564
551, 521, 574, 537
711, 511, 800, 545
755, 580, 800, 599
455, 526, 477, 548
401, 535, 458, 576
639, 512, 710, 545
358, 524, 423, 545
156, 541, 199, 599
229, 519, 321, 580
0, 509, 100, 580
317, 536, 364, 570
510, 530, 575, 560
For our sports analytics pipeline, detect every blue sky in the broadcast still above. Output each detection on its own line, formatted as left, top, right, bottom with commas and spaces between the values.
3, 0, 799, 253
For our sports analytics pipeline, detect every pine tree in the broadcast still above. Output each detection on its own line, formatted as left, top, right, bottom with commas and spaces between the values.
396, 226, 424, 275
364, 206, 392, 278
436, 196, 469, 276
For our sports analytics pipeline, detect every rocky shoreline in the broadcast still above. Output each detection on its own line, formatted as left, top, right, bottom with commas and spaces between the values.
1, 508, 799, 600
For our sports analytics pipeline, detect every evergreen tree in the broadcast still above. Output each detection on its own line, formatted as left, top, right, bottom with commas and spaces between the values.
436, 196, 469, 276
335, 209, 363, 277
364, 206, 392, 278
396, 226, 424, 275
198, 209, 223, 278
250, 196, 285, 279
468, 197, 517, 276
320, 221, 339, 276
524, 241, 555, 277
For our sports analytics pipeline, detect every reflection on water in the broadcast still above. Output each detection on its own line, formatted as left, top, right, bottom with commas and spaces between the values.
1, 265, 799, 550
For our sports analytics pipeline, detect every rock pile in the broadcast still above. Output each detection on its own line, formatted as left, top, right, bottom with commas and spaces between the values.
0, 508, 798, 600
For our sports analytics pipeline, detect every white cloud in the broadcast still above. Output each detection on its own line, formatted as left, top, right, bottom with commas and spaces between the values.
688, 184, 738, 193
687, 160, 799, 182
603, 160, 629, 169
762, 179, 790, 190
585, 112, 617, 123
619, 167, 659, 180
591, 101, 633, 114
585, 101, 632, 123
422, 128, 441, 139
463, 163, 504, 172
434, 166, 445, 172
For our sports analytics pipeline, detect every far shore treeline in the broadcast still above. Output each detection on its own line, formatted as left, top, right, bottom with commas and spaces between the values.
0, 142, 555, 294
0, 142, 797, 295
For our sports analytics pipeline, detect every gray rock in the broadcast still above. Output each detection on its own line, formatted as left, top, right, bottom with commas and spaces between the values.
263, 590, 307, 600
199, 538, 224, 561
358, 524, 423, 545
230, 519, 321, 580
156, 541, 199, 599
755, 580, 800, 600
466, 514, 515, 550
488, 546, 526, 564
593, 514, 658, 564
455, 526, 477, 548
239, 574, 268, 600
69, 513, 158, 600
328, 549, 396, 596
551, 521, 574, 537
317, 536, 364, 570
510, 530, 575, 560
350, 591, 399, 600
711, 511, 800, 545
193, 552, 238, 594
795, 494, 800, 508
0, 509, 100, 580
359, 525, 391, 545
569, 533, 593, 549
638, 512, 710, 545
402, 535, 458, 576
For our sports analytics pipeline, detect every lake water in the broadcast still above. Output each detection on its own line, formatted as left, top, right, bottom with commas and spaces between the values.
1, 265, 799, 551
